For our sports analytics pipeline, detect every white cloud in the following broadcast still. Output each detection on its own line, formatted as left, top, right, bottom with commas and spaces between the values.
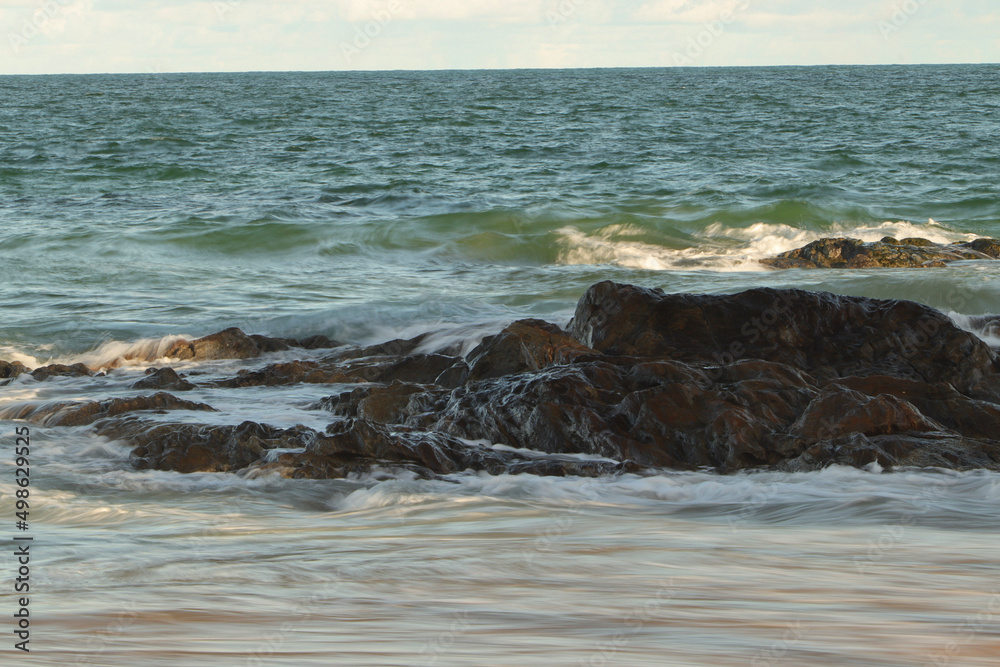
335, 0, 545, 23
0, 0, 997, 74
633, 0, 750, 24
742, 9, 877, 31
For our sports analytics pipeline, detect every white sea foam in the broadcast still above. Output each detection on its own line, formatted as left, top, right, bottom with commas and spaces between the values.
0, 334, 193, 372
334, 465, 1000, 527
948, 311, 1000, 347
554, 219, 981, 272
0, 385, 43, 409
76, 334, 193, 369
0, 317, 514, 374
555, 224, 733, 271
0, 345, 43, 368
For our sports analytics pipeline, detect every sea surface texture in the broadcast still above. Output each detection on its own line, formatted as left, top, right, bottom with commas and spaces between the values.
2, 66, 1000, 665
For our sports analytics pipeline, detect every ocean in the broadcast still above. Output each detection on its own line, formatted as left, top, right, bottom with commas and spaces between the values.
1, 65, 999, 665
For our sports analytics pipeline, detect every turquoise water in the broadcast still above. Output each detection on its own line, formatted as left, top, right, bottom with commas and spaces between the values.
2, 66, 1000, 665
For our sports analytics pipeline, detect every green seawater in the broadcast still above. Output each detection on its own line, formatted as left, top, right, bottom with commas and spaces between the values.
2, 65, 1000, 358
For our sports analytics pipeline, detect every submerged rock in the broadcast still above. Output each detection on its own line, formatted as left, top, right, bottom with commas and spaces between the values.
963, 238, 1000, 257
0, 360, 30, 381
16, 281, 1000, 477
101, 416, 633, 479
31, 363, 93, 381
780, 433, 1000, 473
102, 419, 319, 474
131, 367, 196, 391
465, 319, 597, 382
313, 381, 442, 424
162, 328, 265, 361
761, 236, 1000, 269
162, 327, 341, 362
0, 392, 216, 427
214, 352, 467, 389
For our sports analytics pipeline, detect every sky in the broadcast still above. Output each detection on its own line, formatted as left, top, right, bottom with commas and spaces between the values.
0, 0, 998, 75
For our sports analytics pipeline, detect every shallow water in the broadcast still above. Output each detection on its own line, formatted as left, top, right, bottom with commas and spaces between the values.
9, 437, 1000, 666
2, 65, 1000, 665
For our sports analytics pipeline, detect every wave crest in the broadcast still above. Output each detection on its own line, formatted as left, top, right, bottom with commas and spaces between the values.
554, 218, 979, 272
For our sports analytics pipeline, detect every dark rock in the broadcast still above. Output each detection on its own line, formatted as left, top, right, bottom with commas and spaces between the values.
1, 360, 30, 380
433, 361, 471, 389
465, 319, 597, 382
962, 238, 1000, 258
0, 392, 216, 427
30, 363, 93, 381
350, 354, 465, 386
95, 415, 639, 479
214, 360, 352, 387
19, 281, 1000, 476
828, 375, 1000, 440
216, 353, 466, 389
98, 419, 316, 474
410, 357, 823, 471
131, 367, 196, 391
292, 418, 637, 479
761, 236, 998, 269
324, 335, 430, 362
295, 334, 339, 350
312, 381, 439, 424
249, 334, 291, 354
381, 284, 1000, 473
898, 237, 936, 247
307, 419, 467, 474
567, 281, 997, 395
788, 387, 942, 443
163, 328, 342, 362
617, 360, 820, 469
412, 362, 639, 460
164, 327, 263, 361
781, 433, 1000, 473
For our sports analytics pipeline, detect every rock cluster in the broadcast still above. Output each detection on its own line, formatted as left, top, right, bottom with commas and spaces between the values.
762, 236, 1000, 269
5, 282, 1000, 478
159, 327, 338, 362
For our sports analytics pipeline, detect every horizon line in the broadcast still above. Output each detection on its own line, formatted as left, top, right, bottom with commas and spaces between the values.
3, 61, 998, 78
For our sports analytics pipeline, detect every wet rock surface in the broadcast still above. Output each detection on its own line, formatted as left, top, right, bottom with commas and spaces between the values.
161, 327, 341, 361
131, 367, 196, 392
761, 236, 1000, 269
31, 363, 94, 381
8, 282, 1000, 478
0, 392, 216, 427
95, 416, 631, 479
465, 319, 597, 382
0, 360, 30, 383
567, 281, 997, 396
